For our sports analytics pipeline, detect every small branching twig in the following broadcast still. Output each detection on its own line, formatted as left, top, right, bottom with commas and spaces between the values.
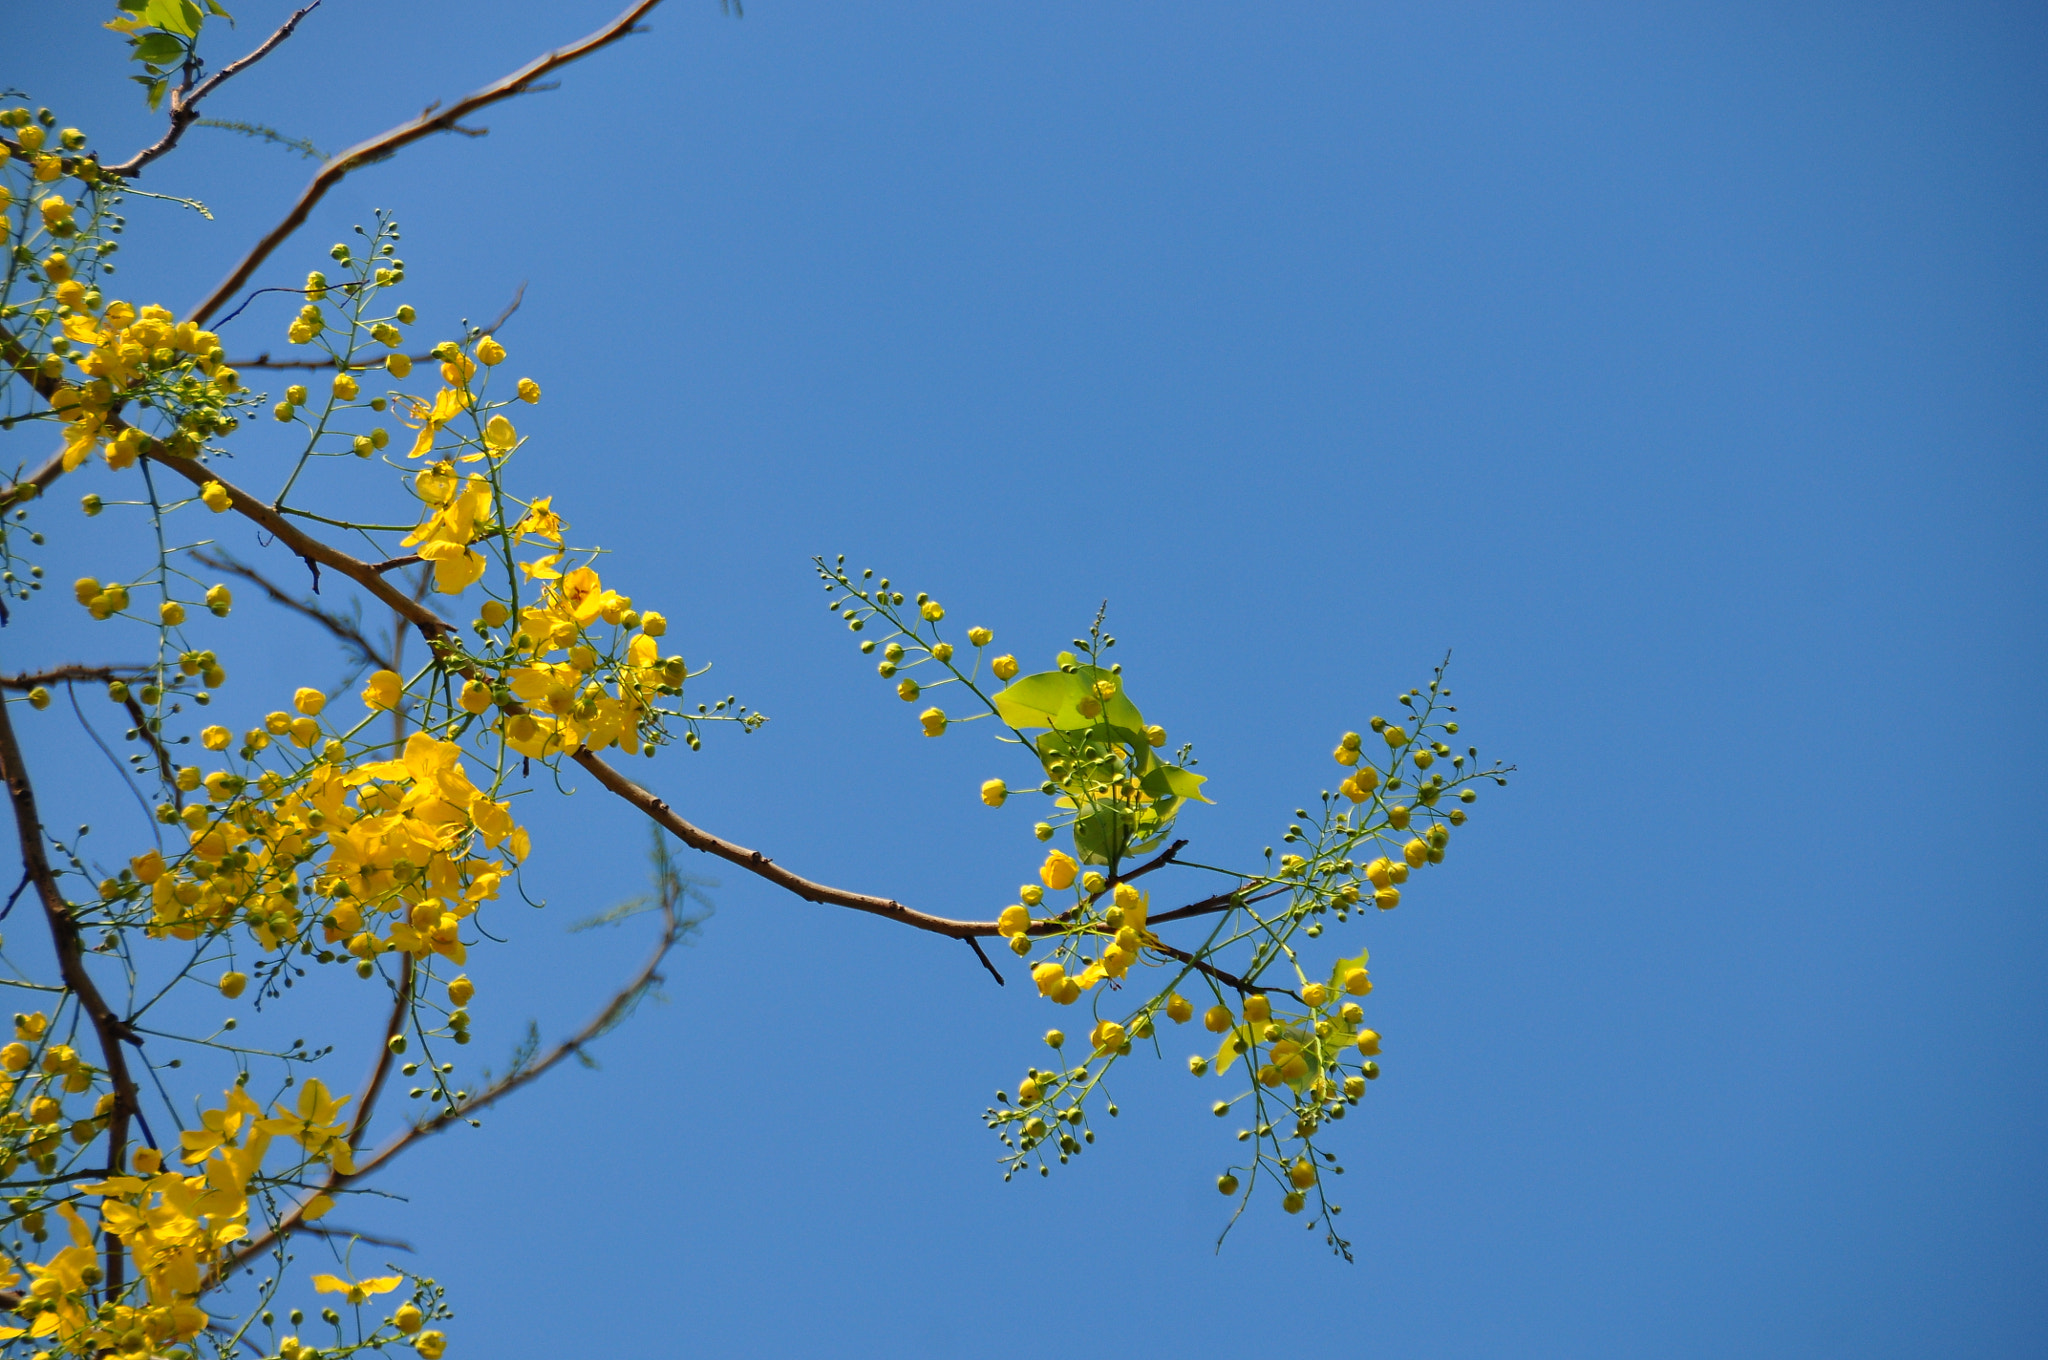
103, 1, 326, 180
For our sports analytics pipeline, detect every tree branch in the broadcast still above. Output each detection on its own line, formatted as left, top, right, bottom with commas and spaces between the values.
103, 2, 326, 180
146, 453, 1263, 953
0, 695, 140, 1293
0, 665, 150, 690
189, 0, 663, 325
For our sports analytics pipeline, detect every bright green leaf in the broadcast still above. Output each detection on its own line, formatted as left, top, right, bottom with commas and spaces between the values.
132, 32, 186, 64
142, 0, 201, 36
1140, 764, 1211, 805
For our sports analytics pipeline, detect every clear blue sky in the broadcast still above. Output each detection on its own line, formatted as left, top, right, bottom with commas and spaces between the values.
10, 2, 2046, 1355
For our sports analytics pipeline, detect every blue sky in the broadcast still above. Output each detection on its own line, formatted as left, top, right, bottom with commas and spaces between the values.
9, 2, 2046, 1355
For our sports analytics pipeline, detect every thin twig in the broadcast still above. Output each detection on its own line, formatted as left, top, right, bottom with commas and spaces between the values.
216, 874, 688, 1283
297, 1226, 413, 1253
224, 283, 527, 369
188, 0, 663, 325
0, 665, 150, 690
102, 2, 326, 180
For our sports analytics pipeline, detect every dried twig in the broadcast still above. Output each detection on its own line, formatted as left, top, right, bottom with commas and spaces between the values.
190, 548, 383, 669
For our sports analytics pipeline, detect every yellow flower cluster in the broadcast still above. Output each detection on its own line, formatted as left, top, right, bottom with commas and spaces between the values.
128, 731, 526, 965
500, 565, 689, 759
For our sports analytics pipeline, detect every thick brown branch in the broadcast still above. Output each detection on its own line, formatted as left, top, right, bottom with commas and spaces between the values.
152, 446, 1261, 953
103, 2, 325, 180
189, 0, 663, 325
569, 751, 998, 937
0, 696, 139, 1293
143, 452, 454, 640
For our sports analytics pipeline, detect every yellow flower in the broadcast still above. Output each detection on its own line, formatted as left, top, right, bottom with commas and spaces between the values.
1242, 994, 1271, 1025
334, 372, 359, 401
416, 1330, 448, 1359
0, 1044, 28, 1073
199, 480, 232, 513
967, 626, 992, 647
1356, 1029, 1381, 1056
199, 725, 230, 751
362, 669, 403, 711
1089, 1020, 1126, 1054
920, 600, 944, 621
312, 1273, 402, 1305
896, 677, 920, 702
1300, 982, 1329, 1008
394, 1305, 424, 1334
1166, 994, 1193, 1023
996, 904, 1031, 938
256, 1076, 356, 1172
1404, 837, 1430, 866
1289, 1157, 1317, 1189
919, 707, 947, 736
1039, 849, 1077, 891
293, 686, 326, 715
459, 679, 492, 714
1373, 887, 1399, 911
1343, 967, 1373, 995
517, 377, 541, 403
513, 495, 564, 543
980, 778, 1007, 807
448, 975, 474, 1006
159, 600, 186, 626
484, 414, 516, 451
476, 335, 506, 365
388, 352, 414, 378
991, 654, 1019, 681
403, 386, 471, 458
218, 972, 247, 999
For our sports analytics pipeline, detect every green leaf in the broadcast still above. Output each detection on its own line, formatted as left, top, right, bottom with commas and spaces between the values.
142, 0, 202, 37
1326, 949, 1370, 994
1139, 763, 1211, 805
146, 76, 170, 112
991, 665, 1143, 733
203, 0, 234, 17
991, 670, 1088, 728
1212, 1025, 1252, 1075
1068, 805, 1127, 866
132, 32, 186, 64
